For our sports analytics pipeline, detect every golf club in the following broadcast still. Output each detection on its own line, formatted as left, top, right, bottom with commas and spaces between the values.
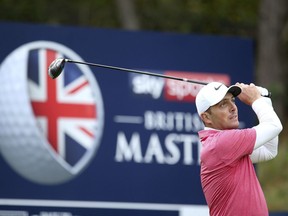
48, 58, 271, 97
48, 58, 208, 85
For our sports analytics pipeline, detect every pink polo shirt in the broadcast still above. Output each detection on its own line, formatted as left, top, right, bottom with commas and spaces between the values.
199, 128, 268, 216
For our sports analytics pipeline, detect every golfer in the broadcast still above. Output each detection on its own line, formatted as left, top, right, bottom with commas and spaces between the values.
195, 82, 282, 216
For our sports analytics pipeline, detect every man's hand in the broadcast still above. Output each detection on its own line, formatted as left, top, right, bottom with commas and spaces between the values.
236, 83, 261, 106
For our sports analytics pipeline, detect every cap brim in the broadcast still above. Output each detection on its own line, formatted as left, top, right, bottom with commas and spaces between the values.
227, 85, 241, 97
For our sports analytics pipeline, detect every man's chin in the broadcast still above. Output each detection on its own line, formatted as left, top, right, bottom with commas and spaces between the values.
227, 121, 239, 129
232, 122, 240, 129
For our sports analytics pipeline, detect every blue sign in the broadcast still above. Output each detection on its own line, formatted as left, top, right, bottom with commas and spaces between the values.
0, 22, 255, 216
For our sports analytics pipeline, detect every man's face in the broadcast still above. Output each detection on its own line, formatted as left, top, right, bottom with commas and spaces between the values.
202, 93, 239, 130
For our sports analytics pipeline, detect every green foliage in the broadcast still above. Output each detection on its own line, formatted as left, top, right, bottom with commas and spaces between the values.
0, 0, 259, 37
0, 0, 119, 27
137, 0, 259, 37
258, 134, 288, 210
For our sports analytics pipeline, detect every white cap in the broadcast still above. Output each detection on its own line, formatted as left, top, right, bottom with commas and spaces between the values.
195, 82, 242, 115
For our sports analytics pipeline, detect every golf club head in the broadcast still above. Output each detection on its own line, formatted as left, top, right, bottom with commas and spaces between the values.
48, 58, 66, 79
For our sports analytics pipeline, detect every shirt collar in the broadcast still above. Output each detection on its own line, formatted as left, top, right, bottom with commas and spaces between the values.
204, 127, 220, 131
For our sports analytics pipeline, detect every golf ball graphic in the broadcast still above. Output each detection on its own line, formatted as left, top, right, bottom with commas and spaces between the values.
0, 41, 104, 185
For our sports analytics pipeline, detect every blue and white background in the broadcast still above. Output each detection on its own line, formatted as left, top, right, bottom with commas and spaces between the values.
0, 22, 264, 216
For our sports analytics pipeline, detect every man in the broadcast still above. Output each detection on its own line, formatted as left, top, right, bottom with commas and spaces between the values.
195, 82, 283, 216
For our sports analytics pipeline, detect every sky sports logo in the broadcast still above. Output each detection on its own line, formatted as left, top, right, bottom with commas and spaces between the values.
130, 71, 231, 102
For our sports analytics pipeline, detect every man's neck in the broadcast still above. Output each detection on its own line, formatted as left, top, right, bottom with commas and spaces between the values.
204, 127, 220, 131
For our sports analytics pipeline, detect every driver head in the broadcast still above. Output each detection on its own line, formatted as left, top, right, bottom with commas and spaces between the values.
48, 58, 66, 79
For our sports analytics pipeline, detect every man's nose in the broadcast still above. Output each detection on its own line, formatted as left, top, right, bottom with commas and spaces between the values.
230, 102, 237, 112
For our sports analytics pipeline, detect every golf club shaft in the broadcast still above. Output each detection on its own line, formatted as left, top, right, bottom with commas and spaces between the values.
65, 59, 208, 85
49, 58, 271, 97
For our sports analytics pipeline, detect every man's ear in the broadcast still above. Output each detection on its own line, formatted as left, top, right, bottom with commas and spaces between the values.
200, 112, 212, 125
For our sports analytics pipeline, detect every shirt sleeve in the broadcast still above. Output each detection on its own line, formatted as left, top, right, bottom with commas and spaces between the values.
215, 129, 256, 165
250, 136, 278, 163
252, 97, 282, 149
250, 97, 282, 163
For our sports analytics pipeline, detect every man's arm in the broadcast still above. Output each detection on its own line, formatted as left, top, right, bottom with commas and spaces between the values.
236, 83, 282, 163
250, 96, 282, 162
250, 137, 278, 163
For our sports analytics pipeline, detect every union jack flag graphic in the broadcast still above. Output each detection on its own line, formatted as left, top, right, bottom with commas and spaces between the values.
27, 48, 99, 167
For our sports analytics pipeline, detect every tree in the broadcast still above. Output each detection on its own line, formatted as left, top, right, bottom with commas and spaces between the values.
115, 0, 140, 30
256, 0, 288, 210
256, 0, 288, 122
